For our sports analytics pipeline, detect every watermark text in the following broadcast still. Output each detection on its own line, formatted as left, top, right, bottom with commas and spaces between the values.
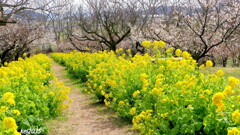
20, 128, 42, 134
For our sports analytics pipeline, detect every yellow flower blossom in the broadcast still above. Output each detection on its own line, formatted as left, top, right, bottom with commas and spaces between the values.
206, 60, 213, 67
140, 73, 148, 80
0, 106, 8, 113
153, 41, 166, 48
13, 131, 21, 135
166, 47, 174, 53
133, 90, 140, 98
160, 112, 169, 118
182, 51, 191, 59
228, 128, 240, 135
119, 101, 125, 106
162, 98, 167, 103
142, 41, 151, 48
104, 99, 110, 107
158, 41, 166, 48
49, 92, 55, 96
228, 77, 239, 88
23, 52, 27, 57
232, 110, 240, 123
101, 90, 105, 96
216, 70, 224, 76
7, 99, 15, 106
175, 49, 182, 57
130, 107, 137, 115
212, 92, 225, 106
199, 64, 205, 69
105, 94, 109, 99
3, 117, 18, 129
151, 88, 163, 95
223, 86, 234, 96
12, 110, 21, 116
2, 92, 14, 101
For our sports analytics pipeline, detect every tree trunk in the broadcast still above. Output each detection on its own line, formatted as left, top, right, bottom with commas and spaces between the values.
237, 55, 240, 67
222, 57, 228, 67
232, 56, 237, 67
110, 44, 116, 52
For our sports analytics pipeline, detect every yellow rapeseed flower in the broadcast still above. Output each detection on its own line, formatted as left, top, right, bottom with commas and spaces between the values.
0, 106, 8, 113
166, 47, 174, 53
3, 117, 18, 129
140, 73, 148, 81
105, 94, 109, 99
133, 90, 140, 98
2, 92, 14, 101
153, 41, 166, 48
199, 64, 205, 69
130, 107, 137, 115
232, 110, 240, 123
104, 99, 110, 107
223, 86, 234, 96
182, 51, 191, 59
216, 70, 224, 76
228, 77, 239, 88
158, 41, 166, 48
93, 83, 97, 89
160, 112, 169, 118
206, 60, 213, 67
49, 92, 55, 96
13, 131, 21, 135
4, 62, 8, 66
175, 49, 182, 57
142, 41, 151, 48
162, 98, 167, 103
228, 128, 239, 135
23, 53, 27, 57
212, 92, 225, 106
153, 41, 159, 47
7, 99, 15, 106
151, 88, 163, 95
101, 90, 105, 96
12, 110, 21, 116
119, 101, 125, 106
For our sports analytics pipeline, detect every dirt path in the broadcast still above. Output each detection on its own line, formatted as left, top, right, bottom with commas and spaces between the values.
46, 60, 134, 135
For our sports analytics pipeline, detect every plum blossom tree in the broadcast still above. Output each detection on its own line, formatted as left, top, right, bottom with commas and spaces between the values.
64, 0, 143, 52
0, 0, 69, 65
142, 0, 240, 63
0, 24, 44, 65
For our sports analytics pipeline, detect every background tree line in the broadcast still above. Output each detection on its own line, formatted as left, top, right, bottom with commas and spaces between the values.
1, 0, 240, 66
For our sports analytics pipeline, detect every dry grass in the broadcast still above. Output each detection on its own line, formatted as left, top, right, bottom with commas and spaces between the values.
201, 67, 240, 78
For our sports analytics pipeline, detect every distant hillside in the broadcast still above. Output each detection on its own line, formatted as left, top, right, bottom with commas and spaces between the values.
14, 10, 48, 22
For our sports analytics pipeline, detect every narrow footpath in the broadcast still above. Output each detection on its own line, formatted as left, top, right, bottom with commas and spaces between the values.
46, 60, 134, 135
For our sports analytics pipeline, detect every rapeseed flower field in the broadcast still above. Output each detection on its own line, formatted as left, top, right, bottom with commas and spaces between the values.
0, 54, 70, 134
51, 41, 240, 134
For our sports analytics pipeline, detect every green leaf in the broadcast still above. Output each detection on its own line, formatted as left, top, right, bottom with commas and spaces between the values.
193, 122, 203, 131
